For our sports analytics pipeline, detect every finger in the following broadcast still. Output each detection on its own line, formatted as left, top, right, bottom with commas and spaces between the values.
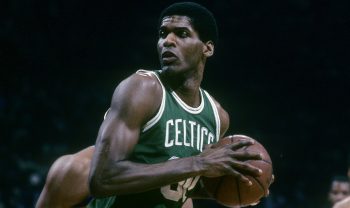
230, 161, 262, 177
249, 201, 260, 206
228, 169, 253, 185
229, 139, 255, 150
270, 174, 275, 185
231, 150, 263, 160
209, 143, 220, 149
203, 144, 214, 150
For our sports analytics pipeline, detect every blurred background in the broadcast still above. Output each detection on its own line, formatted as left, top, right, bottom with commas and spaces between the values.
0, 0, 349, 207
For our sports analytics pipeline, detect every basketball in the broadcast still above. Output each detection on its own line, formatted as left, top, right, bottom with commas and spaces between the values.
202, 135, 273, 207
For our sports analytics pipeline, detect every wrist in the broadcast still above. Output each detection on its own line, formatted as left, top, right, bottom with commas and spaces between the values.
192, 155, 206, 175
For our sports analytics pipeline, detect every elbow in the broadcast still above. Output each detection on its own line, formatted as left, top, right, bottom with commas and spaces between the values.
89, 159, 130, 197
89, 168, 125, 198
88, 172, 110, 198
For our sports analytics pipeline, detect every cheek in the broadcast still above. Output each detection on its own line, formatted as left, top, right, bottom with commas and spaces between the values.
157, 42, 162, 54
183, 44, 203, 62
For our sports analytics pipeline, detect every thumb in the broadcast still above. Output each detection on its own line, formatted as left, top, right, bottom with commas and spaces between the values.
204, 144, 215, 150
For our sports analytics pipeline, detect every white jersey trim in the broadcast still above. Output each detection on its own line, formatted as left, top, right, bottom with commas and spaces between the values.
103, 108, 110, 120
203, 90, 221, 142
136, 70, 166, 132
171, 89, 204, 114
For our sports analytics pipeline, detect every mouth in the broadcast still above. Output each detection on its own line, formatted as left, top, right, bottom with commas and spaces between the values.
161, 51, 177, 64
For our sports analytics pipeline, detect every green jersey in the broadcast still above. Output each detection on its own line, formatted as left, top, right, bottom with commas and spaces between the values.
88, 70, 221, 208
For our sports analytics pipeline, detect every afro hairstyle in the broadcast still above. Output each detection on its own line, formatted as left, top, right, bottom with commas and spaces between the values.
159, 2, 218, 45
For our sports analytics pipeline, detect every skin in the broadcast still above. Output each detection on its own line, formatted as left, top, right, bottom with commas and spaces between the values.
328, 180, 350, 205
333, 197, 350, 208
35, 146, 194, 208
333, 169, 350, 208
36, 146, 94, 208
88, 14, 263, 200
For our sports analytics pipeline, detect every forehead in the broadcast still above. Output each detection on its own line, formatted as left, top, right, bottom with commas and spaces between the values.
160, 15, 193, 28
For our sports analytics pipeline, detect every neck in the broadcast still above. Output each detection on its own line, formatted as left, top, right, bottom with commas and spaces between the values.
160, 68, 204, 107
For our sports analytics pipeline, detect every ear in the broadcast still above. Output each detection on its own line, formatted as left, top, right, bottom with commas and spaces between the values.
203, 41, 214, 58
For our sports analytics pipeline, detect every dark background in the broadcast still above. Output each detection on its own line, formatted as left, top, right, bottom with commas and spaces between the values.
1, 0, 349, 207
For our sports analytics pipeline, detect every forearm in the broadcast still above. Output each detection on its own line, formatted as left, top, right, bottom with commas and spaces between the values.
89, 156, 204, 197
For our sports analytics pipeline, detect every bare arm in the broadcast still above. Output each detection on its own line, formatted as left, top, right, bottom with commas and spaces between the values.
36, 155, 73, 208
89, 73, 262, 198
36, 146, 94, 208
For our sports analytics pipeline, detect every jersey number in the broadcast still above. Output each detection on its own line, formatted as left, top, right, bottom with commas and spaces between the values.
160, 176, 200, 202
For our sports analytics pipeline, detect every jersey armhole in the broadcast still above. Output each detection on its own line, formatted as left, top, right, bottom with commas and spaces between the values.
203, 90, 221, 142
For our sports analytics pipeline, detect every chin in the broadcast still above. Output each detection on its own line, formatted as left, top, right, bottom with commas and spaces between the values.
161, 65, 176, 74
160, 62, 188, 78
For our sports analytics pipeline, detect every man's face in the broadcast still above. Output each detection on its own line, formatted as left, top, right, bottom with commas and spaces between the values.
157, 15, 206, 75
328, 181, 350, 205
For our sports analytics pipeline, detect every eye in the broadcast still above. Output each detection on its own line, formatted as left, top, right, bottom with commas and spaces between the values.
178, 30, 189, 38
159, 30, 167, 39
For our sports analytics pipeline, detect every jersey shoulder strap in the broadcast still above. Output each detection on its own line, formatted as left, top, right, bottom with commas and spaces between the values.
135, 69, 166, 132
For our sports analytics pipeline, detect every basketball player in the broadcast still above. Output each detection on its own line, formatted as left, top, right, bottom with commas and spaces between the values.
87, 2, 263, 208
333, 156, 350, 208
35, 145, 194, 208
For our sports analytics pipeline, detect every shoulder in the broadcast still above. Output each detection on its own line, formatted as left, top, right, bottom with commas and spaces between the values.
111, 70, 162, 104
118, 70, 162, 93
36, 154, 74, 207
36, 147, 94, 207
46, 154, 74, 183
69, 146, 94, 174
108, 70, 163, 124
47, 146, 94, 184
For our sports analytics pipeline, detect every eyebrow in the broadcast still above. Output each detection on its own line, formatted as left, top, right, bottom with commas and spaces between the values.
159, 26, 191, 31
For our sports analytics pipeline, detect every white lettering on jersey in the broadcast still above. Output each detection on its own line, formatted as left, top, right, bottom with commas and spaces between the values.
164, 119, 215, 152
165, 120, 174, 147
200, 127, 208, 152
183, 120, 190, 147
175, 119, 182, 146
189, 121, 196, 148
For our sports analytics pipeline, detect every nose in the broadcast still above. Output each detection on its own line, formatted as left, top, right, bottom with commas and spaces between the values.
163, 32, 176, 47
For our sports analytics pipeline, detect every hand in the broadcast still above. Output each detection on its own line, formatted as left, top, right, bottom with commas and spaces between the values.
196, 135, 263, 184
246, 177, 275, 208
265, 174, 275, 197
